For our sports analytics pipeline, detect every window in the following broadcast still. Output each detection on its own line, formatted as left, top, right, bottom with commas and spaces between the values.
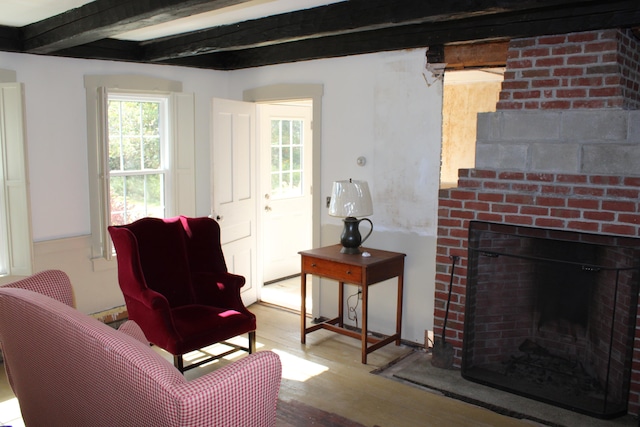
107, 94, 169, 225
85, 75, 195, 263
270, 118, 304, 198
0, 81, 33, 276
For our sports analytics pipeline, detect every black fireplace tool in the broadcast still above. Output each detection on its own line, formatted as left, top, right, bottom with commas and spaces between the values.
432, 255, 459, 369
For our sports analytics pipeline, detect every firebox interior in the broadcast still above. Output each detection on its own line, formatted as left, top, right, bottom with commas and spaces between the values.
463, 221, 640, 419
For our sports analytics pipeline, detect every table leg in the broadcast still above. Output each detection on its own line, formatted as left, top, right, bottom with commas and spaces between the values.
396, 271, 404, 345
301, 272, 307, 344
361, 283, 368, 364
338, 281, 345, 327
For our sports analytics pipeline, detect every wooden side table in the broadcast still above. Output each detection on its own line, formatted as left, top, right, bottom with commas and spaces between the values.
299, 244, 406, 364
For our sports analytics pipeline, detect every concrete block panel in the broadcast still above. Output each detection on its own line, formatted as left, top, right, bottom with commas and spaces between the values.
476, 112, 500, 142
530, 142, 580, 173
476, 143, 528, 170
628, 111, 640, 143
562, 110, 628, 142
500, 111, 562, 141
582, 144, 640, 175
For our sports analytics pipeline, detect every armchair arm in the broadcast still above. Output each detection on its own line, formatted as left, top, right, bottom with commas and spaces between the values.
171, 351, 282, 427
121, 289, 182, 350
117, 320, 149, 345
124, 287, 170, 311
191, 271, 247, 310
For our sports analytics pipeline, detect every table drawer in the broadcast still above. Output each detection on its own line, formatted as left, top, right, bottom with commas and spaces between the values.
303, 257, 362, 283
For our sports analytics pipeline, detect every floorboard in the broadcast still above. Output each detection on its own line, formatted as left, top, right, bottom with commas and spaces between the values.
247, 303, 533, 427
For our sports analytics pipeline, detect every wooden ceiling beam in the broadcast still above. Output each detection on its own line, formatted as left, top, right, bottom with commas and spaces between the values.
161, 0, 640, 70
21, 0, 253, 54
142, 0, 603, 62
5, 0, 639, 71
0, 25, 22, 52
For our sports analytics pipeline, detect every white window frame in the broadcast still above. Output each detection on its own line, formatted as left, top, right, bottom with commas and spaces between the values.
0, 77, 33, 277
85, 75, 195, 266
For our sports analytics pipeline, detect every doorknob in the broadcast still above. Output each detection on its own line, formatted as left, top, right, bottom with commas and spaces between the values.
264, 205, 272, 212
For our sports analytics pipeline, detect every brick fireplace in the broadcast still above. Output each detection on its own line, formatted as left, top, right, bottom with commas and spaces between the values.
434, 28, 640, 416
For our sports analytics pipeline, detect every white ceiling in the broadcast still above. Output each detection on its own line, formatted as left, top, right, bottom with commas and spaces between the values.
0, 0, 345, 40
1, 0, 95, 26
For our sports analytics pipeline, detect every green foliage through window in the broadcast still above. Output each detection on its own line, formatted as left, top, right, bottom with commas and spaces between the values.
108, 96, 167, 225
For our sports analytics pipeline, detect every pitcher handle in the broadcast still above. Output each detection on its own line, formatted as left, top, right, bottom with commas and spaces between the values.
359, 218, 373, 246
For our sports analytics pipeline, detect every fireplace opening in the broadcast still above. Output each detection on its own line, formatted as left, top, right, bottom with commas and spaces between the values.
462, 221, 640, 419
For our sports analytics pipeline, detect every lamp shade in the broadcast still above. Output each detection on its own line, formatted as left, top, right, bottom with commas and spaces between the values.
328, 179, 373, 218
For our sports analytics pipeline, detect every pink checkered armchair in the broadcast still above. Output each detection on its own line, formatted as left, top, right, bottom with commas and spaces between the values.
0, 270, 282, 427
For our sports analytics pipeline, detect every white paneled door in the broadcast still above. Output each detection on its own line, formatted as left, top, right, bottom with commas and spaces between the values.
211, 98, 257, 306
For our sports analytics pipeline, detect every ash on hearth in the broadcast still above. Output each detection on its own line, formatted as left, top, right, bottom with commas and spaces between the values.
503, 339, 604, 398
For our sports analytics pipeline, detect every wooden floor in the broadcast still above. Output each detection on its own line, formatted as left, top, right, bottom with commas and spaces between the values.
0, 303, 536, 427
243, 303, 531, 427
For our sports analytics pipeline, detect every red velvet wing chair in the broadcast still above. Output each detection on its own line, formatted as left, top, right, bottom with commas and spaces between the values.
108, 216, 256, 372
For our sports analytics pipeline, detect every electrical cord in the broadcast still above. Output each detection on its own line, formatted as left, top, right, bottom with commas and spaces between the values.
347, 289, 360, 328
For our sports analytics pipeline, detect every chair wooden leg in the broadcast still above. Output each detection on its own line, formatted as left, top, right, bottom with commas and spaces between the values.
248, 331, 256, 354
174, 354, 184, 373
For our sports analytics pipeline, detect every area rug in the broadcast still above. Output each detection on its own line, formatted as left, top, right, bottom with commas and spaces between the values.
373, 350, 637, 427
277, 399, 373, 427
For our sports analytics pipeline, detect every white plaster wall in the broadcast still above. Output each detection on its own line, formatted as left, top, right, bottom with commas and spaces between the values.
0, 51, 230, 313
0, 49, 443, 344
0, 51, 231, 241
228, 49, 443, 343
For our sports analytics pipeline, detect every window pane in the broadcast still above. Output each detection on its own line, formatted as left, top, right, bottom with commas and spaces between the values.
108, 102, 121, 136
142, 102, 160, 135
126, 175, 145, 209
120, 101, 141, 135
271, 147, 280, 172
292, 172, 301, 190
282, 120, 290, 144
282, 147, 290, 171
271, 120, 279, 145
145, 174, 162, 207
292, 120, 301, 145
109, 176, 125, 225
122, 137, 141, 170
281, 172, 291, 190
292, 146, 301, 170
109, 137, 122, 171
144, 136, 160, 169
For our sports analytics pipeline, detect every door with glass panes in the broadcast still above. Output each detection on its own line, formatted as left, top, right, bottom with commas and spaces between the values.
260, 103, 312, 283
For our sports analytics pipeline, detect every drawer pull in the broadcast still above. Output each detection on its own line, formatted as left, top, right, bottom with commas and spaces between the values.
347, 270, 352, 275
311, 263, 317, 267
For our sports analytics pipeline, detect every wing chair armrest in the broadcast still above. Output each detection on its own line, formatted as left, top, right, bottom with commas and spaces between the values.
117, 320, 149, 345
192, 271, 246, 308
124, 288, 170, 311
173, 351, 282, 426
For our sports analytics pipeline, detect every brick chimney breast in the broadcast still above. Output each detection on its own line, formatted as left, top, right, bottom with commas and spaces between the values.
497, 29, 640, 110
434, 28, 640, 416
